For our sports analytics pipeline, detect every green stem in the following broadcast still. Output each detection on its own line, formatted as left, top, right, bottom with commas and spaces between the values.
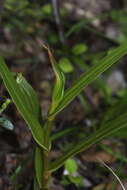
44, 119, 53, 150
41, 150, 50, 190
41, 118, 54, 189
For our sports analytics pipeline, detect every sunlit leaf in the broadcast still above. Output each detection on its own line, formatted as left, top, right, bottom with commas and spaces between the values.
65, 159, 78, 174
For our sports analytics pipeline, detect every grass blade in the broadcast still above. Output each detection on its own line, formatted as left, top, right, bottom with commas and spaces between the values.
49, 112, 127, 171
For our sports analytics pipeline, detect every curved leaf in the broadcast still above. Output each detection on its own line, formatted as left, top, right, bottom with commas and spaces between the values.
0, 57, 47, 150
44, 46, 65, 115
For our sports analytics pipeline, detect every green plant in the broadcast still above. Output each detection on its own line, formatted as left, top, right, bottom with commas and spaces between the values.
1, 42, 127, 189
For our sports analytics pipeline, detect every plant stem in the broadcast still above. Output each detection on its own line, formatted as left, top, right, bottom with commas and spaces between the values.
44, 119, 53, 150
41, 150, 50, 190
41, 119, 54, 189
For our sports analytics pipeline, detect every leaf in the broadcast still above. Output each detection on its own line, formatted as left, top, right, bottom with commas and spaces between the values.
101, 98, 127, 126
51, 127, 78, 141
0, 98, 11, 114
49, 112, 127, 171
16, 73, 41, 121
50, 42, 127, 118
0, 57, 48, 150
42, 3, 52, 15
0, 117, 14, 130
44, 46, 65, 115
72, 43, 88, 55
35, 147, 43, 188
100, 98, 127, 138
68, 176, 83, 187
59, 57, 74, 73
65, 159, 78, 174
34, 178, 40, 190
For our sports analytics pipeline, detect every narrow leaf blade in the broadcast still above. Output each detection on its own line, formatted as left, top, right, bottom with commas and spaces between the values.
49, 112, 127, 171
35, 147, 43, 188
44, 46, 65, 115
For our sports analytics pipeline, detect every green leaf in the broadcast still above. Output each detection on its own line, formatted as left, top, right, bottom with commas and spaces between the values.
72, 43, 88, 55
34, 178, 40, 190
68, 176, 84, 187
16, 73, 41, 120
101, 98, 127, 126
44, 47, 65, 115
0, 57, 48, 150
49, 112, 127, 171
35, 147, 43, 188
41, 3, 52, 15
65, 159, 78, 174
101, 98, 127, 138
59, 58, 74, 73
50, 42, 127, 118
51, 127, 78, 141
100, 144, 127, 163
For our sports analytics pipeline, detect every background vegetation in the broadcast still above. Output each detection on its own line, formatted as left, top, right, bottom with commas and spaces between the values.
1, 0, 127, 189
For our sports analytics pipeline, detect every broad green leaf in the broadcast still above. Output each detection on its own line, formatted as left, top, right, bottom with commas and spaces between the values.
45, 47, 65, 115
59, 57, 74, 73
0, 57, 48, 150
16, 73, 41, 120
65, 159, 78, 174
49, 112, 127, 171
35, 147, 43, 188
72, 43, 88, 55
50, 42, 127, 118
